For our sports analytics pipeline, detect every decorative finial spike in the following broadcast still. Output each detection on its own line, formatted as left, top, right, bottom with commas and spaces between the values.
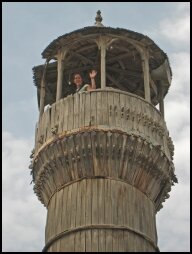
95, 10, 104, 27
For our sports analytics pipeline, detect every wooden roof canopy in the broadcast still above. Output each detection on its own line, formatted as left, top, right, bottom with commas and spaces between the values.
33, 11, 172, 109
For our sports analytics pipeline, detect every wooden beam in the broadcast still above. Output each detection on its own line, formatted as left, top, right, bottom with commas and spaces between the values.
141, 49, 151, 103
56, 50, 67, 101
39, 60, 49, 119
106, 52, 132, 64
107, 66, 142, 78
106, 73, 126, 91
67, 52, 94, 65
100, 40, 106, 89
76, 44, 96, 53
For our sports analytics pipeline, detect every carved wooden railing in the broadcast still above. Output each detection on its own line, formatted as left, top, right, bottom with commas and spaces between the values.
34, 88, 173, 159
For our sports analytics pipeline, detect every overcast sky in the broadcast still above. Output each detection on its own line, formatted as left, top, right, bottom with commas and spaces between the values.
2, 2, 190, 252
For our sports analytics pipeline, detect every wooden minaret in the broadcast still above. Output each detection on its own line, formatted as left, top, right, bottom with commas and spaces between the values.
30, 11, 177, 252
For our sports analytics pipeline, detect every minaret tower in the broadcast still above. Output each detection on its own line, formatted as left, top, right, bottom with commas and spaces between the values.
30, 11, 177, 252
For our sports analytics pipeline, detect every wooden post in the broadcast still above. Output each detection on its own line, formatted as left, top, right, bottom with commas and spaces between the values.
141, 49, 151, 103
39, 60, 48, 120
100, 39, 106, 89
56, 50, 67, 101
159, 82, 164, 118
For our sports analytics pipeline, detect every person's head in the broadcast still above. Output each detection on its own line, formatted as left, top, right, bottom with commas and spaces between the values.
73, 73, 83, 88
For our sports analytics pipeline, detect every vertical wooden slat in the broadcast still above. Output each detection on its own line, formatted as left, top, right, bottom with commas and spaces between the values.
80, 180, 86, 251
85, 179, 92, 252
101, 90, 108, 126
98, 179, 105, 252
67, 95, 74, 131
73, 92, 79, 129
84, 92, 91, 127
96, 91, 102, 125
90, 91, 97, 126
108, 91, 115, 128
105, 180, 112, 252
91, 179, 99, 252
79, 92, 85, 128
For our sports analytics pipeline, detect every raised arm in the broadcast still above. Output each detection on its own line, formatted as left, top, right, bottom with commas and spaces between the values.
88, 70, 97, 90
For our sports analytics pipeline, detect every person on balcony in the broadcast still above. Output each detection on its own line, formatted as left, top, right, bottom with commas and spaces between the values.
73, 70, 97, 93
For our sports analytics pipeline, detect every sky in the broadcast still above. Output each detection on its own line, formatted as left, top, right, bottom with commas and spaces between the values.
2, 2, 190, 252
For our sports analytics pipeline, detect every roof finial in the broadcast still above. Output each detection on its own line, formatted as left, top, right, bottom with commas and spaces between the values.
95, 10, 104, 27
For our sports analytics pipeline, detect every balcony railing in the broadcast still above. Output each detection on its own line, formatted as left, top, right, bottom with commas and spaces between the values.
34, 88, 172, 161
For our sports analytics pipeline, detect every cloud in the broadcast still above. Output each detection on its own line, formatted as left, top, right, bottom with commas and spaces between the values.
159, 14, 190, 45
157, 182, 190, 252
169, 52, 190, 96
2, 131, 46, 252
143, 2, 190, 51
3, 96, 38, 138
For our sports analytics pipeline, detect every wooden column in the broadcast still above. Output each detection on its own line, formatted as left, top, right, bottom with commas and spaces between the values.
100, 39, 106, 89
39, 60, 48, 120
159, 82, 164, 118
56, 50, 67, 101
141, 49, 151, 103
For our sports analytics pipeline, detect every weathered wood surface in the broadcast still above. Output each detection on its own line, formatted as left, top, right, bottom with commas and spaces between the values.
44, 179, 157, 252
33, 129, 174, 211
32, 89, 176, 252
34, 89, 172, 161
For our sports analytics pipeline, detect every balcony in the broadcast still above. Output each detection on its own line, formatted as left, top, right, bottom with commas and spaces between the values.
34, 88, 172, 160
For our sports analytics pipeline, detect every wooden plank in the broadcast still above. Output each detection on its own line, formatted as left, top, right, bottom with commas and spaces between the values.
73, 134, 83, 178
98, 131, 107, 176
52, 192, 61, 252
63, 97, 68, 131
73, 92, 79, 129
79, 92, 85, 128
111, 133, 118, 178
98, 179, 105, 251
50, 102, 56, 133
107, 91, 115, 128
125, 96, 132, 133
62, 186, 68, 230
71, 182, 77, 229
68, 184, 75, 252
113, 91, 120, 128
80, 179, 86, 251
91, 131, 99, 176
107, 131, 113, 177
90, 91, 97, 126
60, 137, 73, 181
84, 132, 94, 177
77, 133, 86, 177
91, 179, 99, 252
118, 229, 125, 252
85, 179, 92, 252
47, 107, 52, 140
67, 95, 74, 130
101, 90, 108, 126
84, 92, 91, 127
74, 231, 81, 252
119, 134, 128, 179
96, 91, 102, 124
119, 93, 127, 131
66, 135, 78, 180
105, 229, 113, 252
58, 99, 64, 133
75, 181, 81, 227
105, 180, 112, 252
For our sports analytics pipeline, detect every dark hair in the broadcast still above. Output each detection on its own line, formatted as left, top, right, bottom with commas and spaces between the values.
72, 72, 84, 80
